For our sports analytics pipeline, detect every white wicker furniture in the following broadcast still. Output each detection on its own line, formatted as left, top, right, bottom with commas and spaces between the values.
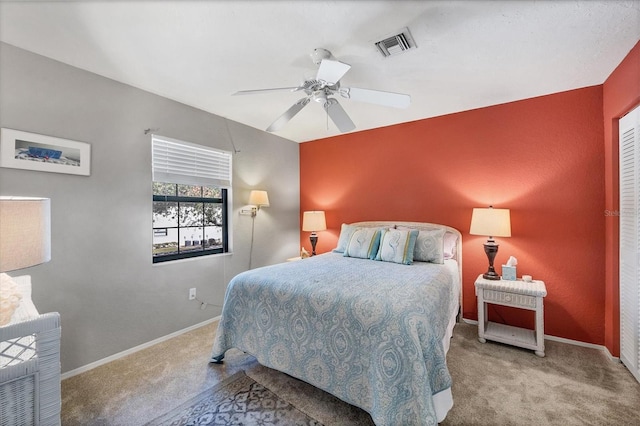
475, 274, 547, 357
0, 275, 61, 425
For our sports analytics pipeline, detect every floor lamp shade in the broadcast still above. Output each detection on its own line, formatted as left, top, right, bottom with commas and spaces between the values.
302, 211, 326, 255
0, 197, 51, 272
470, 207, 511, 280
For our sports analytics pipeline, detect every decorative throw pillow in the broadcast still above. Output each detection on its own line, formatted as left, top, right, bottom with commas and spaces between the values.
0, 273, 23, 326
7, 275, 39, 324
333, 223, 359, 253
376, 229, 419, 265
344, 228, 381, 260
414, 228, 446, 264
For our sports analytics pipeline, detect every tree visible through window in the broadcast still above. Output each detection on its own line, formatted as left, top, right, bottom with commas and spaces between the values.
152, 183, 228, 263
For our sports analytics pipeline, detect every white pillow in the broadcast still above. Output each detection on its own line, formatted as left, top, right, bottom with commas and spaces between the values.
0, 273, 22, 326
8, 275, 39, 324
444, 232, 458, 260
414, 229, 446, 264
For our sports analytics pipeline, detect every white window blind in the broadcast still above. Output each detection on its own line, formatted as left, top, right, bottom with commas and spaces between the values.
152, 134, 232, 187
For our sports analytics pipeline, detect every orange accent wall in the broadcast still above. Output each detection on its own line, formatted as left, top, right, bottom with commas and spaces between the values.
300, 86, 605, 345
603, 41, 640, 357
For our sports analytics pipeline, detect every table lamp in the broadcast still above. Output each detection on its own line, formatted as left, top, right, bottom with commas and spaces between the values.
302, 211, 326, 256
470, 206, 511, 280
0, 197, 51, 276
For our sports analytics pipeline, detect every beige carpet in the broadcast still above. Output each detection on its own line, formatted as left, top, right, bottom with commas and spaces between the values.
62, 320, 640, 425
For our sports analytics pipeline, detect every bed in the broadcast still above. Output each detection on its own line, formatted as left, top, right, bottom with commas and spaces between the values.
210, 221, 462, 425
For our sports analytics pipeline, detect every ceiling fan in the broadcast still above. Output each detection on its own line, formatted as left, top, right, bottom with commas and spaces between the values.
233, 48, 411, 133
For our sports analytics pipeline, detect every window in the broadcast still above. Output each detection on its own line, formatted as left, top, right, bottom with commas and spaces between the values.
152, 183, 228, 262
152, 135, 232, 263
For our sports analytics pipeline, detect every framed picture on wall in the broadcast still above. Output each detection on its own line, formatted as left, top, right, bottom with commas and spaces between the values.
0, 128, 91, 176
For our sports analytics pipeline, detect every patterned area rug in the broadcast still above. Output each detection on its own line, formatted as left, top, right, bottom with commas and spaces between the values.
145, 371, 323, 425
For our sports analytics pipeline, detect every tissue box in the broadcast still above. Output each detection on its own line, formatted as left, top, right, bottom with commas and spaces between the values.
502, 265, 517, 280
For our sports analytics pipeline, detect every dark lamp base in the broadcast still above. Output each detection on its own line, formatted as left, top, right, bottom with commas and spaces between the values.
310, 233, 318, 256
482, 271, 501, 280
482, 240, 501, 280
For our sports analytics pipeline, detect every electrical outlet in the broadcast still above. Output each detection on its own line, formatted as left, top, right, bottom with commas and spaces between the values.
189, 288, 196, 300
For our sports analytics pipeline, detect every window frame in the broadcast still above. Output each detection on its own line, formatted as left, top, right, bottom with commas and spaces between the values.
152, 187, 229, 263
151, 134, 232, 264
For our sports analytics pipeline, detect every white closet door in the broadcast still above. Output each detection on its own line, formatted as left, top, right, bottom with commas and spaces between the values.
619, 104, 640, 384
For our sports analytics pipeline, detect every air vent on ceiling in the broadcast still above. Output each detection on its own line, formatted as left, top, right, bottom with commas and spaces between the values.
375, 27, 416, 58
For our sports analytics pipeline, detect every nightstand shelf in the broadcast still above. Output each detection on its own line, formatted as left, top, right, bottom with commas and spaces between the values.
474, 274, 547, 357
484, 322, 537, 349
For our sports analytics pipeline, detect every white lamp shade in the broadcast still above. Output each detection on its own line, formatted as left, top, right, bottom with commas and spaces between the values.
302, 211, 327, 232
0, 197, 51, 272
469, 207, 511, 237
248, 190, 269, 207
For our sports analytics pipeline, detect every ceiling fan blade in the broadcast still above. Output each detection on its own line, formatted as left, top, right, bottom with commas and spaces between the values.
233, 87, 298, 96
325, 98, 355, 133
266, 97, 311, 132
340, 87, 410, 108
316, 59, 351, 85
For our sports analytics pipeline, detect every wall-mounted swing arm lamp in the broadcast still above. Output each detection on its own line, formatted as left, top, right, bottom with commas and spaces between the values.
302, 211, 326, 256
244, 190, 269, 269
240, 190, 270, 217
469, 206, 511, 280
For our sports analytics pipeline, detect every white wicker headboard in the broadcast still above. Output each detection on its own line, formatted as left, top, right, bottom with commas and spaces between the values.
351, 221, 463, 313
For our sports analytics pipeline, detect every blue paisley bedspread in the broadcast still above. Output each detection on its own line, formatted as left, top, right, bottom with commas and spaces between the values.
210, 252, 459, 425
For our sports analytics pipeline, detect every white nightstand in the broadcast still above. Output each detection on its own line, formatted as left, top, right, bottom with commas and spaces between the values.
474, 274, 547, 357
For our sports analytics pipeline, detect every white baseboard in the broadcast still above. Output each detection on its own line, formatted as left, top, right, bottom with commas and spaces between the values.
460, 317, 619, 362
61, 316, 221, 380
602, 346, 619, 362
544, 334, 620, 361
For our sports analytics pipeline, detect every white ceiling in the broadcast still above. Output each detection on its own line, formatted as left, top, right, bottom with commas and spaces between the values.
1, 1, 639, 143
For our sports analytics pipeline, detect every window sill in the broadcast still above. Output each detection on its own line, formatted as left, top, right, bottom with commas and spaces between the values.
152, 251, 233, 266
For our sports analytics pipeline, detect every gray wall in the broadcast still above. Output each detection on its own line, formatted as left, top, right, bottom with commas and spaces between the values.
0, 42, 300, 373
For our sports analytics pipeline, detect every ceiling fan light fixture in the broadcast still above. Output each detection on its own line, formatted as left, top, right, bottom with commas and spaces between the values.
313, 91, 327, 103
